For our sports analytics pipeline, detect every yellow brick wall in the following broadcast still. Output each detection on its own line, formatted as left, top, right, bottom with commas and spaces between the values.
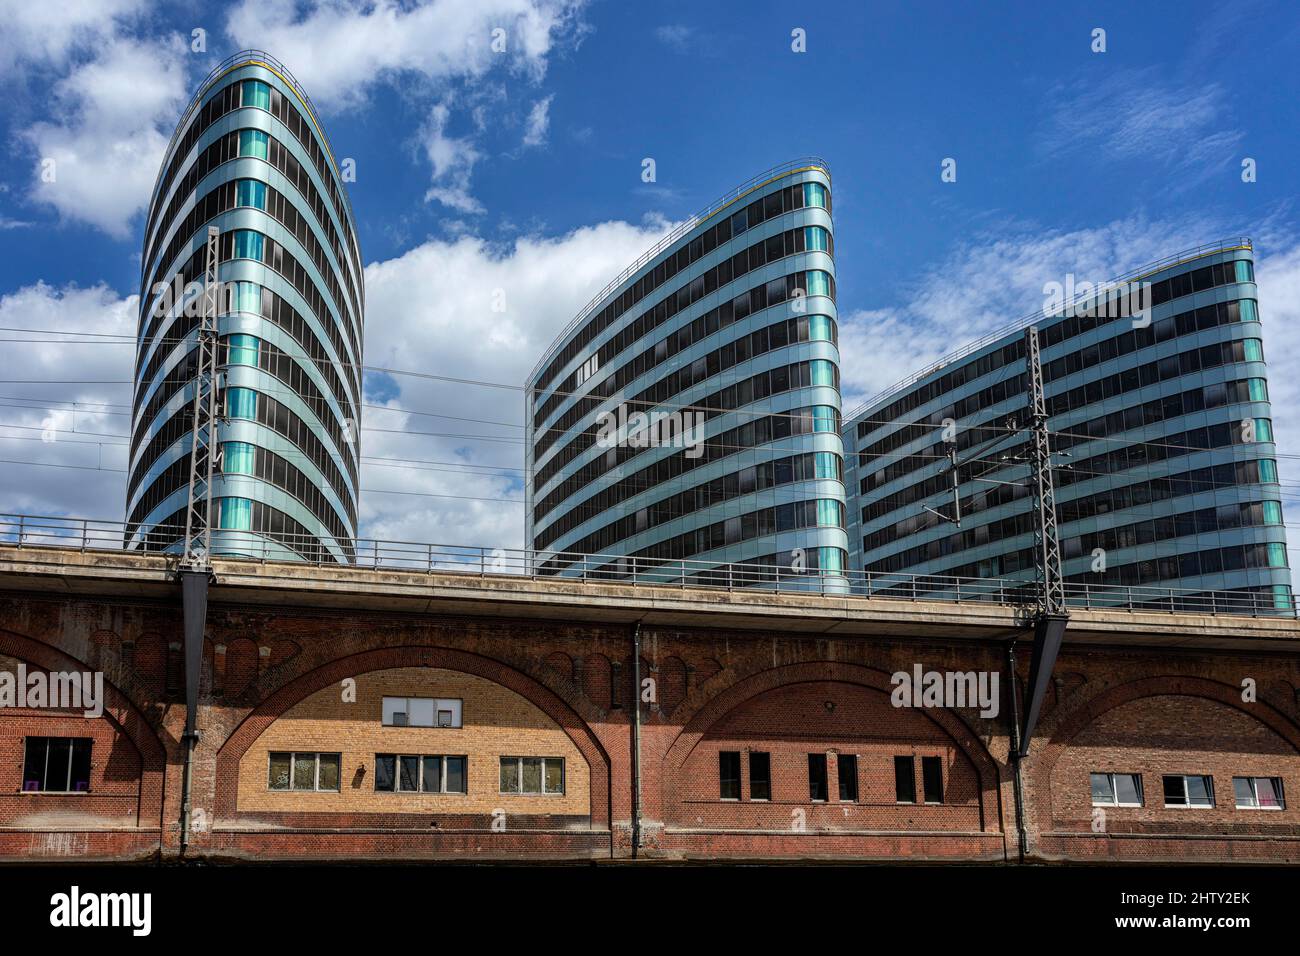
237, 667, 590, 815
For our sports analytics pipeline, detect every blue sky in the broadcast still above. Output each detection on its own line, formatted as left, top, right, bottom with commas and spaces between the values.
1, 0, 1299, 549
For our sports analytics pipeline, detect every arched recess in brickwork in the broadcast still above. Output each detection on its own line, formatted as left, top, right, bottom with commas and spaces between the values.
1030, 675, 1300, 832
661, 660, 1002, 832
0, 627, 167, 830
214, 645, 611, 824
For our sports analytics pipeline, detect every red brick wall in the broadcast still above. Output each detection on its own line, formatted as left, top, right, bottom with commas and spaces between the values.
0, 594, 1297, 863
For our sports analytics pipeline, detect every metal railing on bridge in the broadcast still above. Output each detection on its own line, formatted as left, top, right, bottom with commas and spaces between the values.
0, 513, 1293, 619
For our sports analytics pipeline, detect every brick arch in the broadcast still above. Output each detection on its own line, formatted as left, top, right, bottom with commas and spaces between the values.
214, 645, 611, 825
662, 660, 1002, 829
0, 627, 167, 830
1030, 674, 1300, 832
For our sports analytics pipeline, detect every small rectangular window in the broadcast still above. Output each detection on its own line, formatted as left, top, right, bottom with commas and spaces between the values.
267, 752, 340, 792
749, 752, 771, 801
894, 756, 916, 804
1090, 772, 1143, 807
499, 757, 565, 795
921, 756, 944, 804
382, 696, 462, 727
837, 754, 858, 802
719, 751, 741, 800
808, 753, 828, 802
1234, 776, 1285, 809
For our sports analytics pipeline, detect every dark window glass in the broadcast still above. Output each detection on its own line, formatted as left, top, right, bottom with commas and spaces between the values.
749, 751, 771, 801
838, 754, 858, 801
808, 753, 828, 801
398, 755, 419, 791
719, 751, 741, 800
922, 756, 944, 803
375, 754, 396, 792
445, 756, 467, 794
895, 755, 916, 803
422, 756, 443, 793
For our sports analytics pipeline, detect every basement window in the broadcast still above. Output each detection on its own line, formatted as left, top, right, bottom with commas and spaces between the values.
22, 737, 92, 793
1163, 774, 1214, 808
1234, 776, 1285, 810
1090, 772, 1143, 807
382, 696, 462, 728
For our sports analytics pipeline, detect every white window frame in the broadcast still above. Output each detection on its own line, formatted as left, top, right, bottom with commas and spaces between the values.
373, 753, 467, 794
1090, 772, 1143, 807
381, 696, 463, 728
1234, 776, 1286, 810
499, 756, 565, 796
1162, 774, 1214, 808
268, 751, 341, 792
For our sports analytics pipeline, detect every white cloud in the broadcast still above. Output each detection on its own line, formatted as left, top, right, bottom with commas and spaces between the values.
359, 215, 677, 547
0, 282, 137, 521
224, 0, 587, 108
521, 94, 553, 148
421, 102, 486, 214
1037, 69, 1243, 184
0, 0, 145, 75
654, 24, 694, 53
21, 36, 190, 238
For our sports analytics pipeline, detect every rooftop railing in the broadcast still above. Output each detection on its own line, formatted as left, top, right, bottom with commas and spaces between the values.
842, 237, 1254, 425
0, 514, 1292, 619
527, 157, 833, 387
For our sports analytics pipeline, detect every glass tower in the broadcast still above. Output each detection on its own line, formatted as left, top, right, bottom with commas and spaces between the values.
127, 52, 363, 563
842, 240, 1291, 609
526, 160, 847, 586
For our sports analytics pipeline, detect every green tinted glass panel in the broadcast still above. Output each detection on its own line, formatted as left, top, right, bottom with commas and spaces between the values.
1263, 501, 1283, 525
803, 182, 827, 208
1255, 418, 1273, 442
242, 80, 270, 110
809, 314, 832, 341
819, 547, 844, 573
227, 334, 259, 366
1249, 378, 1267, 401
811, 360, 835, 387
223, 441, 255, 475
226, 387, 257, 419
1244, 339, 1263, 362
806, 270, 830, 297
812, 406, 837, 432
815, 451, 838, 480
1260, 459, 1278, 483
805, 226, 829, 252
238, 129, 268, 160
219, 497, 252, 531
816, 498, 841, 527
1240, 299, 1259, 323
231, 281, 261, 315
236, 179, 266, 209
234, 230, 264, 261
1267, 542, 1287, 568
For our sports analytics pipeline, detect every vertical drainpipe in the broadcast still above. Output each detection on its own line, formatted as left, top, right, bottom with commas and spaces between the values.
630, 621, 643, 858
1005, 639, 1028, 863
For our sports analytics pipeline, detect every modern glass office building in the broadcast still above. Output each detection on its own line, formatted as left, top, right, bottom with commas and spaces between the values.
526, 160, 847, 584
843, 240, 1291, 608
127, 51, 363, 563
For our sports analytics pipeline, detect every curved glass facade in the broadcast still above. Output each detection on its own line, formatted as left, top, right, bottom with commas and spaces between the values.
843, 242, 1291, 608
126, 52, 363, 563
526, 160, 848, 585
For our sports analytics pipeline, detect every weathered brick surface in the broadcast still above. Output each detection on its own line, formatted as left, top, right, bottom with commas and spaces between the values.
0, 589, 1298, 863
